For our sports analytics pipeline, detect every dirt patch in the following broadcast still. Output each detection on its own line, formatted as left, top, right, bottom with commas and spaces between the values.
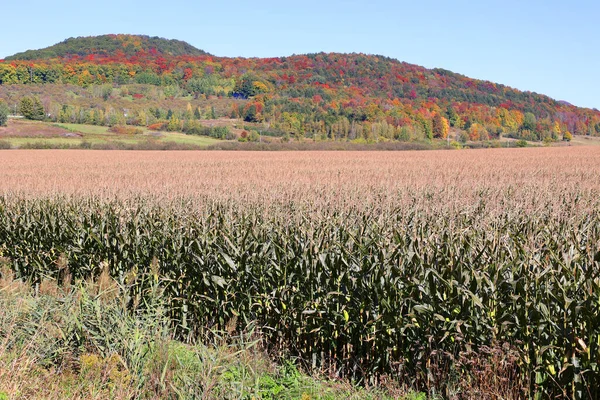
0, 120, 77, 138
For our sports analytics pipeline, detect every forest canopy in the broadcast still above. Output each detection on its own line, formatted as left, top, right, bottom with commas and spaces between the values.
2, 35, 599, 142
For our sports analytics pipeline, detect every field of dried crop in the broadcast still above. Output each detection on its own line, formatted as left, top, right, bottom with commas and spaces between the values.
0, 147, 599, 398
1, 147, 599, 200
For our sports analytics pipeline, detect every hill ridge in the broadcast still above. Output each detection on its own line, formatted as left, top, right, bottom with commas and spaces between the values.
5, 34, 209, 60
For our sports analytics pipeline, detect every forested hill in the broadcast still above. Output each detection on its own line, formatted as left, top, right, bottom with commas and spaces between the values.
2, 35, 599, 141
5, 35, 209, 60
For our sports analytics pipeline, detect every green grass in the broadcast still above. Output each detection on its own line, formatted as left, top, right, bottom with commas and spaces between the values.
159, 131, 223, 146
56, 122, 222, 146
54, 123, 113, 135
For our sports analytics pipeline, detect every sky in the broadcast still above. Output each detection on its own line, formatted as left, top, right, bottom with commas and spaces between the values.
1, 0, 598, 109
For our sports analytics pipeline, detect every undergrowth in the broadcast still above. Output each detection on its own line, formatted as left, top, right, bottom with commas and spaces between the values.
0, 263, 414, 399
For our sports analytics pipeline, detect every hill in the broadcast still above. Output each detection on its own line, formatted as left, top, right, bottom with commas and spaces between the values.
1, 35, 599, 143
5, 34, 209, 60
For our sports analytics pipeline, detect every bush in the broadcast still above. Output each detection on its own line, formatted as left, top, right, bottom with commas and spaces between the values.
248, 130, 260, 142
148, 122, 167, 131
108, 125, 143, 135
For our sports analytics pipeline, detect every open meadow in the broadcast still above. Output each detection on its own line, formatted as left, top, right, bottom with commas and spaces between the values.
0, 119, 223, 149
0, 147, 599, 398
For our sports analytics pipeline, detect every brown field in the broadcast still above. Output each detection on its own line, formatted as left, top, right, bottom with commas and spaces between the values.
1, 146, 599, 225
0, 119, 77, 138
1, 146, 599, 201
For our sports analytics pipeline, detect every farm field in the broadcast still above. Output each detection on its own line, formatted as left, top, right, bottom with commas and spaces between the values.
0, 147, 599, 398
0, 119, 223, 149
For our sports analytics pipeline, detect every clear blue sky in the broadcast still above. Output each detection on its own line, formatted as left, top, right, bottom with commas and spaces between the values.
1, 0, 598, 109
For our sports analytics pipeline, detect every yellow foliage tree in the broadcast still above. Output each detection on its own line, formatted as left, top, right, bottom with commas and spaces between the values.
432, 113, 449, 139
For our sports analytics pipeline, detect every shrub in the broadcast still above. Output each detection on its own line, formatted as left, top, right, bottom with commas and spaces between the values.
108, 125, 143, 135
516, 139, 528, 147
148, 122, 167, 131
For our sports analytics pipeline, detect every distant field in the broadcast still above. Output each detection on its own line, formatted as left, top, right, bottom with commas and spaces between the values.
0, 146, 599, 197
0, 119, 223, 149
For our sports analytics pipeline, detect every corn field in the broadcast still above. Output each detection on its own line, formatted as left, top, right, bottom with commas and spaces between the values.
0, 148, 599, 398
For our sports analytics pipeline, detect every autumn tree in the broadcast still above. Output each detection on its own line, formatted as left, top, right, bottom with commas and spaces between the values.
469, 123, 489, 141
497, 108, 519, 132
233, 74, 269, 98
552, 121, 561, 140
432, 113, 449, 139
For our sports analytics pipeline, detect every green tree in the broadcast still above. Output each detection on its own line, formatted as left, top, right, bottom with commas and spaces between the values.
243, 104, 258, 122
19, 97, 45, 120
0, 101, 9, 126
522, 112, 537, 132
233, 74, 269, 98
19, 97, 34, 119
446, 106, 461, 128
416, 114, 433, 140
167, 115, 181, 132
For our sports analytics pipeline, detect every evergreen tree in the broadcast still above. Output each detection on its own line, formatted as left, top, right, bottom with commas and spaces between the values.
19, 97, 45, 120
32, 97, 45, 120
19, 97, 34, 119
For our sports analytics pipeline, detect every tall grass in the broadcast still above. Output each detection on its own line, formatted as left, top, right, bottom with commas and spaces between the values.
0, 263, 397, 399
